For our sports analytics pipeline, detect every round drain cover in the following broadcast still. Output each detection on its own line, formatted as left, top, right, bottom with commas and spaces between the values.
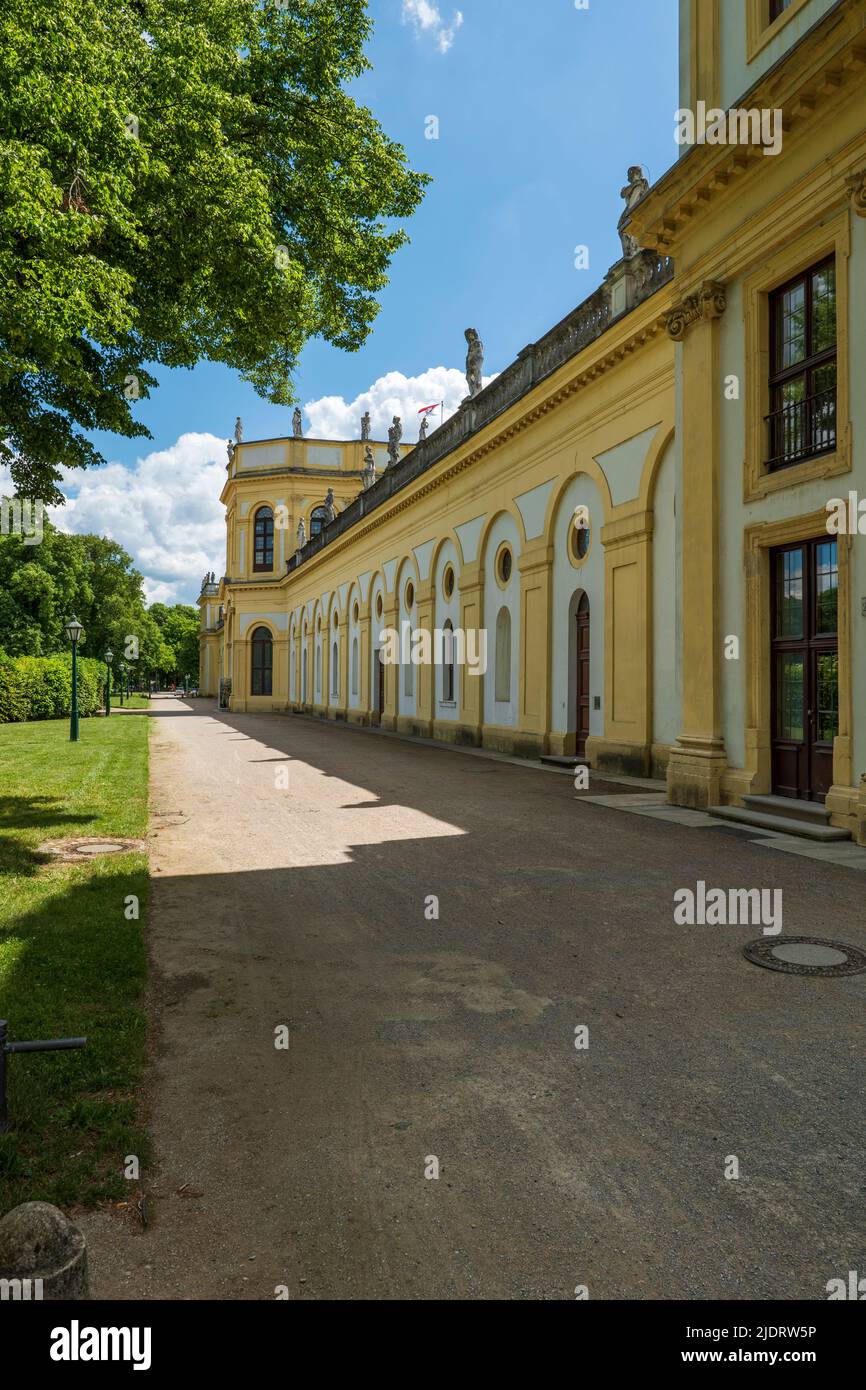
743, 936, 866, 978
75, 842, 125, 856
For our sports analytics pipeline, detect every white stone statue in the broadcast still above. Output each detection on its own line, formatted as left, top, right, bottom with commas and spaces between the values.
387, 416, 402, 466
234, 416, 243, 443
361, 411, 371, 441
362, 445, 376, 488
297, 517, 306, 548
293, 407, 303, 438
419, 415, 429, 441
465, 328, 484, 397
618, 166, 650, 260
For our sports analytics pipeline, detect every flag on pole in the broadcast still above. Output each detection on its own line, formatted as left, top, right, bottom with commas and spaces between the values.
418, 402, 441, 415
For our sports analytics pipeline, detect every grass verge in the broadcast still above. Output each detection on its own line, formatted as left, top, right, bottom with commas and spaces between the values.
0, 713, 150, 1212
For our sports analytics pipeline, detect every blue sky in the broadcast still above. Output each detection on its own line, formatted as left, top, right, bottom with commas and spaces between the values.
53, 0, 681, 603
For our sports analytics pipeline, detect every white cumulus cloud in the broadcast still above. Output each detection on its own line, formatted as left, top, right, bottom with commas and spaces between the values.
1, 362, 499, 606
402, 0, 464, 54
304, 364, 495, 443
49, 433, 228, 606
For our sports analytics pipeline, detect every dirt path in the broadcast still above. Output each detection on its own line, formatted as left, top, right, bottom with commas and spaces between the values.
79, 696, 866, 1300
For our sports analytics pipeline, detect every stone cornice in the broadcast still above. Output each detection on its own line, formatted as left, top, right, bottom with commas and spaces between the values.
627, 2, 866, 252
262, 300, 672, 590
664, 282, 727, 341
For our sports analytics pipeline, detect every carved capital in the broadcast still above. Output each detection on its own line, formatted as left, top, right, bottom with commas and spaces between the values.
845, 168, 866, 217
664, 280, 727, 341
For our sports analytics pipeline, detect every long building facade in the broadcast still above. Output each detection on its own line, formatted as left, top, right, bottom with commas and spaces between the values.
200, 0, 866, 847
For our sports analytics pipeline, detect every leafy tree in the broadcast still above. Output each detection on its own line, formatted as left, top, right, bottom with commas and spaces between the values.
149, 603, 200, 682
0, 513, 200, 688
0, 0, 427, 501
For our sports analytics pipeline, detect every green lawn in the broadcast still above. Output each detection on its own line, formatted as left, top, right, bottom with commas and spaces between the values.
0, 712, 150, 1212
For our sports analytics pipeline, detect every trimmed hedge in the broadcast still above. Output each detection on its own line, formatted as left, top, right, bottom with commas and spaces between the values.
0, 652, 106, 724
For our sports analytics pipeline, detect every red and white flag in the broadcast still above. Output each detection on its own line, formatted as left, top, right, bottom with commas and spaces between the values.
418, 402, 441, 415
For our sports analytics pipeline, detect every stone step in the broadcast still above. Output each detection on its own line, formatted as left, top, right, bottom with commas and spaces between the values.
540, 755, 588, 768
742, 793, 832, 824
707, 804, 851, 842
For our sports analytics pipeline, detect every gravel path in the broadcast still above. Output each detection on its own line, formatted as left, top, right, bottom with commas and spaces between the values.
79, 695, 866, 1300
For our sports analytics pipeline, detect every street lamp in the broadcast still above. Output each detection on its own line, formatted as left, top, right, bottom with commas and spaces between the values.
64, 616, 84, 743
104, 649, 113, 718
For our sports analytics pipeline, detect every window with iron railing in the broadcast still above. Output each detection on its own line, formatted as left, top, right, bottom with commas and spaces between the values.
766, 258, 836, 471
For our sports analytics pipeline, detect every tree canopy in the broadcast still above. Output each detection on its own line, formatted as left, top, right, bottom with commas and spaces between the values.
0, 0, 428, 500
0, 512, 198, 683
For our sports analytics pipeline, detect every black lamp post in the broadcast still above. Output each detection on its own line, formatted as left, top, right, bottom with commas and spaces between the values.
64, 616, 84, 742
104, 649, 113, 717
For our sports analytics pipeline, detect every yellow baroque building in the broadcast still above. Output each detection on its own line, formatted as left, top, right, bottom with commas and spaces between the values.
200, 0, 866, 846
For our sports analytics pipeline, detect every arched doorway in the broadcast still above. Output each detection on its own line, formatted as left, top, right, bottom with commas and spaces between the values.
575, 593, 590, 758
251, 626, 273, 697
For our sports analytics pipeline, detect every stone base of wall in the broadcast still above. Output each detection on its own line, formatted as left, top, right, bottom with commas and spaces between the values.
432, 720, 481, 747
666, 738, 728, 810
650, 742, 675, 781
396, 715, 433, 739
481, 726, 545, 759
547, 731, 577, 758
589, 737, 651, 779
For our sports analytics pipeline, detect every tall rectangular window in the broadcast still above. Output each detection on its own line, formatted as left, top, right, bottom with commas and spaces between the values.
767, 258, 836, 470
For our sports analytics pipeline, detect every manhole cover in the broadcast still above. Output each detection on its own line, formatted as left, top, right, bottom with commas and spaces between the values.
37, 836, 146, 864
743, 936, 866, 977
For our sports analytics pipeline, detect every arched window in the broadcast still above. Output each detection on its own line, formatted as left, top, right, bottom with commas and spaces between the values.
443, 620, 455, 703
253, 508, 274, 572
331, 641, 339, 697
351, 637, 359, 696
251, 626, 273, 696
302, 647, 308, 701
315, 644, 321, 697
310, 506, 329, 539
495, 607, 511, 702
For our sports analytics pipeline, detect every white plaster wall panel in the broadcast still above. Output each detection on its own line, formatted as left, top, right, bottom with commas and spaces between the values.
397, 560, 417, 719
433, 539, 461, 721
652, 441, 680, 745
306, 445, 343, 470
413, 539, 436, 582
238, 444, 286, 470
515, 479, 556, 541
370, 574, 386, 709
595, 425, 658, 507
719, 0, 836, 114
239, 611, 288, 636
455, 514, 486, 565
483, 514, 521, 728
551, 476, 605, 738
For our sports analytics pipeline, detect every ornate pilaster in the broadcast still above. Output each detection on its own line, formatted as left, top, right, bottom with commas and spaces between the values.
667, 278, 729, 809
845, 168, 866, 218
663, 281, 727, 341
